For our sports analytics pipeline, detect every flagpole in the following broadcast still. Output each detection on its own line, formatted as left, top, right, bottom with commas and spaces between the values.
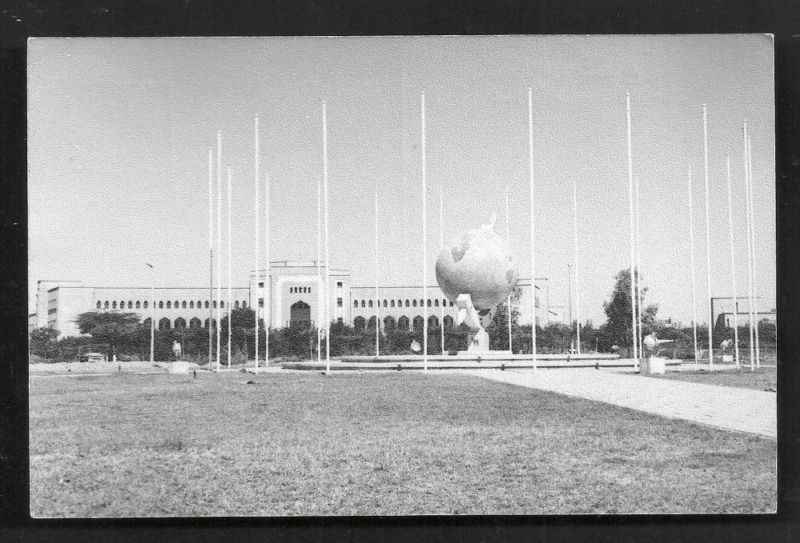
421, 91, 428, 371
687, 167, 700, 366
208, 148, 214, 368
573, 180, 581, 354
626, 93, 638, 370
254, 115, 260, 370
505, 183, 513, 353
743, 122, 755, 372
635, 174, 642, 356
316, 154, 322, 364
702, 104, 714, 369
216, 131, 222, 372
265, 172, 270, 366
375, 189, 380, 357
747, 133, 761, 368
323, 100, 331, 374
528, 87, 537, 370
725, 154, 740, 366
439, 185, 445, 355
227, 166, 232, 369
148, 263, 155, 363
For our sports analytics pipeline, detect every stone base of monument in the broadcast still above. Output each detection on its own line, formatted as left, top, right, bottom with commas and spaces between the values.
166, 361, 191, 374
457, 350, 512, 358
722, 354, 734, 363
640, 356, 666, 375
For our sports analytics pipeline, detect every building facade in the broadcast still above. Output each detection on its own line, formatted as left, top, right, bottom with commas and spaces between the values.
32, 261, 548, 338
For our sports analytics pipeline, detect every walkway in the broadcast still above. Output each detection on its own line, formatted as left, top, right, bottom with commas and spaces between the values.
462, 368, 776, 438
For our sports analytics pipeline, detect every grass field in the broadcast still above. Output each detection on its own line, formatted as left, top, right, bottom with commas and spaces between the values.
648, 366, 777, 391
29, 371, 776, 516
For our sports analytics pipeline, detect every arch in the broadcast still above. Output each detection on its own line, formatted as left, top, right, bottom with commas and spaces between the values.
189, 317, 202, 329
413, 316, 424, 331
143, 317, 152, 328
289, 300, 311, 327
135, 301, 141, 309
397, 316, 410, 331
353, 316, 366, 331
443, 315, 454, 330
204, 318, 216, 329
96, 301, 101, 309
428, 315, 439, 329
158, 317, 171, 331
174, 317, 187, 330
368, 316, 378, 329
112, 301, 117, 309
383, 315, 396, 331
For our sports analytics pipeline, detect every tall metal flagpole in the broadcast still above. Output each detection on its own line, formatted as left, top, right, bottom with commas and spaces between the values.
506, 184, 513, 352
316, 157, 322, 364
635, 174, 643, 356
747, 133, 761, 368
216, 131, 222, 372
439, 186, 445, 355
208, 148, 214, 367
573, 180, 581, 354
528, 87, 537, 369
323, 100, 331, 373
374, 189, 380, 357
743, 122, 755, 372
725, 154, 740, 367
254, 115, 260, 370
626, 93, 638, 370
265, 172, 270, 366
148, 263, 154, 363
421, 92, 429, 371
687, 167, 700, 366
227, 166, 232, 369
702, 104, 714, 369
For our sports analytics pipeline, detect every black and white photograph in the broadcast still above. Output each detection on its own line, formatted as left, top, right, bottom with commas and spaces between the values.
26, 34, 776, 517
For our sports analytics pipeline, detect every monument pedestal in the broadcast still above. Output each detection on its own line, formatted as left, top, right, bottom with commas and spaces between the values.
640, 356, 666, 375
166, 361, 191, 374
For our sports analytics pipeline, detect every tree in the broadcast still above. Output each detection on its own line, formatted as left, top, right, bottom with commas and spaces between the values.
29, 327, 59, 360
75, 311, 141, 360
487, 287, 523, 351
601, 268, 658, 355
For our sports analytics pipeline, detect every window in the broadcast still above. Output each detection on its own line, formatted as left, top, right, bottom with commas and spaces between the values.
450, 301, 454, 306
398, 316, 410, 330
443, 298, 447, 306
337, 281, 342, 288
166, 301, 171, 309
190, 317, 201, 329
405, 300, 410, 307
354, 300, 359, 308
205, 301, 209, 308
368, 300, 373, 308
144, 301, 148, 309
112, 301, 117, 309
174, 300, 179, 308
420, 299, 424, 307
220, 301, 225, 308
182, 301, 187, 309
235, 301, 240, 309
434, 299, 439, 307
259, 298, 264, 307
120, 301, 125, 309
337, 317, 343, 324
242, 301, 247, 309
258, 282, 264, 288
412, 300, 417, 307
128, 301, 133, 309
361, 300, 366, 308
96, 301, 101, 309
213, 301, 217, 308
189, 301, 194, 309
136, 301, 141, 309
413, 316, 424, 331
383, 300, 388, 307
104, 301, 109, 309
337, 298, 342, 307
159, 301, 164, 309
354, 316, 366, 330
391, 300, 395, 308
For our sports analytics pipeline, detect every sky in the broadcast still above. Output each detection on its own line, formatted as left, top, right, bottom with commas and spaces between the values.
28, 35, 775, 326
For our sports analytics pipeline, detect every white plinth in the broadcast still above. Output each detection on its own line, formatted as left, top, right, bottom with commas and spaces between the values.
166, 361, 191, 374
722, 354, 734, 363
640, 356, 666, 375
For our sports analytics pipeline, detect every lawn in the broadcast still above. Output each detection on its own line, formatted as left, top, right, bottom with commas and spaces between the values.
29, 371, 776, 516
647, 366, 777, 391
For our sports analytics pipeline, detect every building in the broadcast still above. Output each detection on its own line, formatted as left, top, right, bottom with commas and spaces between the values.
32, 261, 548, 338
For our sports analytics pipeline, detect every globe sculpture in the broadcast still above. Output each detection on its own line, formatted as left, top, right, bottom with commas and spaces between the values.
435, 214, 518, 353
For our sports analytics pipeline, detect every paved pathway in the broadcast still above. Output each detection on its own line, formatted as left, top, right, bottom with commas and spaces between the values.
462, 368, 776, 438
